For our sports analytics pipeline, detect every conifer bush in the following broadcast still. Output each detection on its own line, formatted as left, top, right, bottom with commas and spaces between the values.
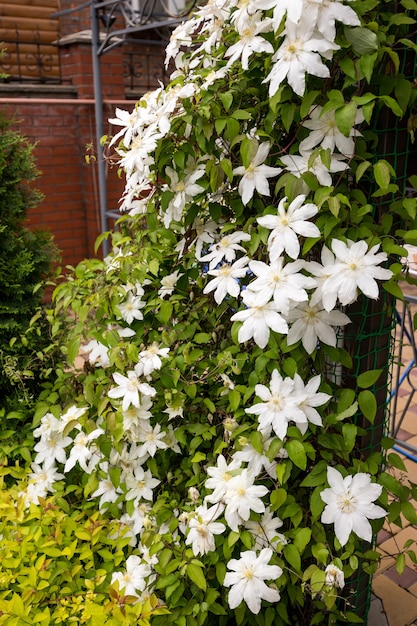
0, 115, 60, 451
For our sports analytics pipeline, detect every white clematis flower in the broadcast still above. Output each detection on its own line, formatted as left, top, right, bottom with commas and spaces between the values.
224, 548, 282, 614
264, 17, 339, 97
245, 507, 287, 550
230, 289, 288, 349
286, 301, 351, 354
321, 239, 393, 311
325, 563, 345, 589
185, 503, 226, 555
203, 256, 249, 304
305, 0, 360, 42
300, 105, 364, 157
158, 269, 183, 298
257, 195, 320, 260
108, 371, 156, 412
246, 369, 306, 439
111, 555, 151, 598
223, 469, 268, 531
200, 231, 251, 269
233, 142, 282, 205
321, 466, 386, 546
279, 150, 348, 187
225, 12, 274, 70
205, 454, 242, 504
248, 258, 316, 315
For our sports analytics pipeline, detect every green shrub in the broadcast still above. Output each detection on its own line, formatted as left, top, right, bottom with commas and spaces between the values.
0, 115, 60, 437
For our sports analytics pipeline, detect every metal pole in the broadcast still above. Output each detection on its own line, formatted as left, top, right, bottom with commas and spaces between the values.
90, 1, 110, 257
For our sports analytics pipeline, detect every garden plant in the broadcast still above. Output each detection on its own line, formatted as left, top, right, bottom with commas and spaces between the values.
2, 0, 417, 624
0, 113, 59, 458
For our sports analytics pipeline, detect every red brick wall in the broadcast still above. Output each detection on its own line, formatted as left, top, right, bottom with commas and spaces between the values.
0, 1, 168, 268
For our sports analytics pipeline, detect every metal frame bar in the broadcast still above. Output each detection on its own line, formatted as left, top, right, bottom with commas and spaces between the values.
52, 0, 193, 255
391, 292, 417, 456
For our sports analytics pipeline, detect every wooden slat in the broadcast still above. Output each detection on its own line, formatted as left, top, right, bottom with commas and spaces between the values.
2, 0, 59, 8
0, 6, 58, 20
0, 17, 59, 32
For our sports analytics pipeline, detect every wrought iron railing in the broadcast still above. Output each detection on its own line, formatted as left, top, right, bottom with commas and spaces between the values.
123, 42, 168, 94
0, 28, 62, 84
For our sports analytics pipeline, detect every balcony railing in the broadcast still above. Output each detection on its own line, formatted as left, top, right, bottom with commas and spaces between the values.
0, 28, 62, 84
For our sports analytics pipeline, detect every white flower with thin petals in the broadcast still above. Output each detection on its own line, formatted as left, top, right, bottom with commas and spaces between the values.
163, 164, 205, 227
231, 289, 288, 349
225, 12, 274, 70
118, 292, 146, 325
23, 460, 64, 506
264, 17, 338, 97
33, 412, 62, 439
280, 150, 348, 187
135, 343, 170, 377
286, 301, 351, 354
305, 245, 336, 306
205, 454, 242, 504
81, 339, 110, 368
233, 142, 282, 205
224, 548, 282, 614
200, 231, 251, 270
321, 239, 393, 312
321, 466, 386, 546
248, 258, 316, 315
186, 503, 226, 555
224, 469, 268, 531
64, 428, 104, 474
257, 195, 320, 260
125, 466, 160, 503
137, 422, 168, 457
300, 105, 364, 157
246, 369, 306, 439
158, 269, 183, 298
306, 0, 360, 42
233, 436, 279, 479
108, 371, 156, 412
91, 475, 122, 510
122, 397, 153, 430
34, 430, 72, 466
111, 555, 151, 598
292, 374, 331, 433
325, 563, 345, 589
203, 256, 249, 304
245, 507, 287, 550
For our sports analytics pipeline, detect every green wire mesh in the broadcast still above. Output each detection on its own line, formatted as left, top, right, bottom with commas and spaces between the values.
336, 34, 417, 622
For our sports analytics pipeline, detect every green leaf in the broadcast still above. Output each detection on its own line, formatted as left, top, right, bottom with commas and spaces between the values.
356, 369, 383, 388
342, 423, 357, 452
396, 552, 406, 576
345, 27, 378, 55
220, 92, 233, 112
158, 301, 173, 324
373, 161, 391, 190
293, 528, 312, 554
284, 543, 301, 573
387, 452, 407, 472
401, 500, 417, 525
379, 95, 403, 117
358, 390, 377, 423
270, 488, 287, 511
335, 102, 357, 137
187, 562, 206, 591
286, 439, 307, 470
356, 160, 371, 183
67, 337, 81, 365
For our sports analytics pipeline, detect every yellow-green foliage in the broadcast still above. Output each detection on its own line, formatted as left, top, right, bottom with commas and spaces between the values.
0, 471, 168, 625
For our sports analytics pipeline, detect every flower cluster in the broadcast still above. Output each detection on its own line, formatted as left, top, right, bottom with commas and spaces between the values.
22, 0, 408, 620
